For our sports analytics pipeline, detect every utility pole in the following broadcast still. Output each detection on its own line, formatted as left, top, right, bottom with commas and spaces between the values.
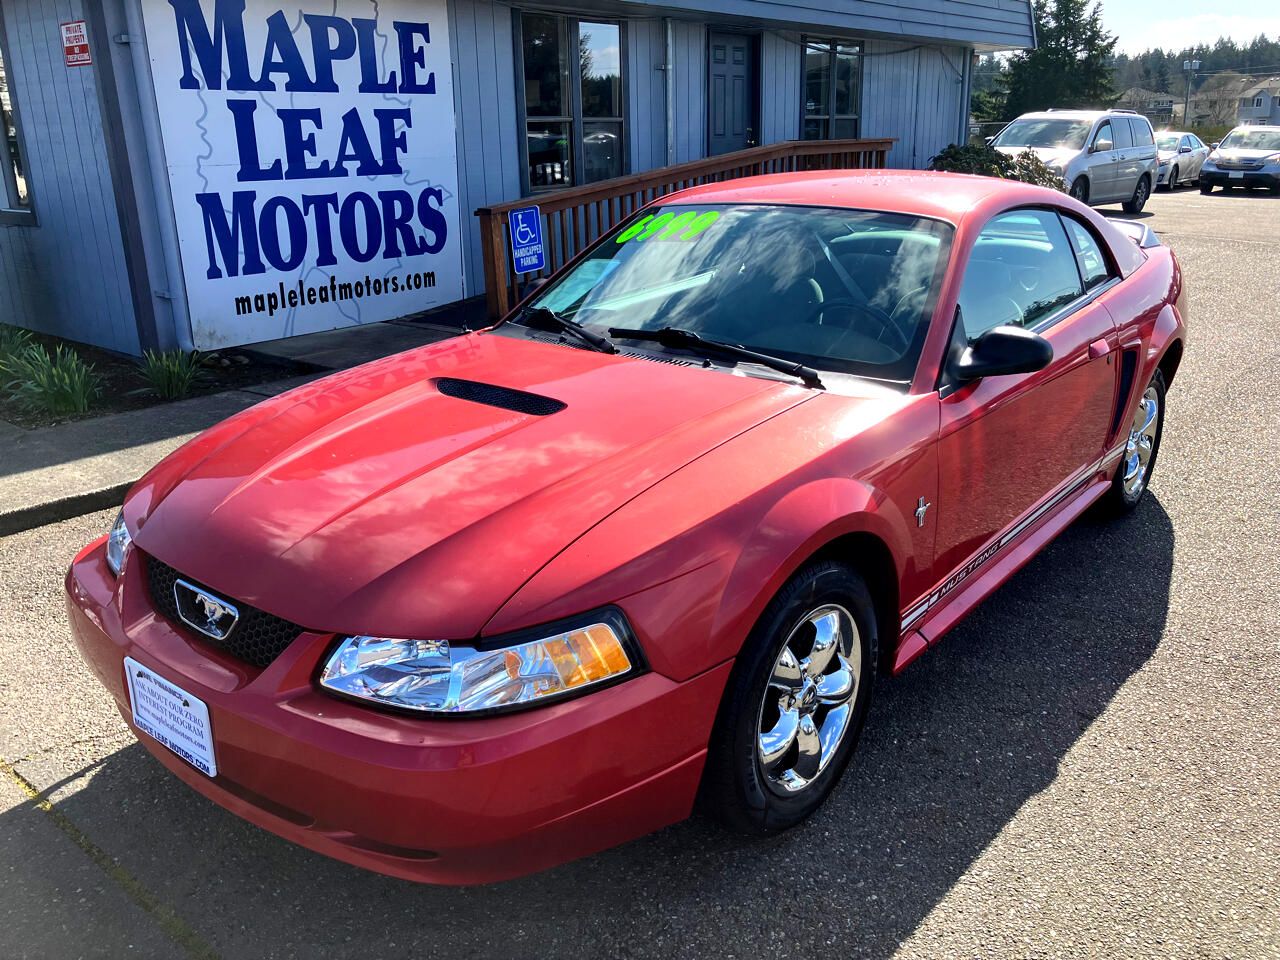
1183, 59, 1202, 126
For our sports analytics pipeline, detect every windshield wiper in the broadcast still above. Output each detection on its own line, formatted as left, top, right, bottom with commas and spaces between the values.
609, 326, 823, 387
518, 306, 616, 354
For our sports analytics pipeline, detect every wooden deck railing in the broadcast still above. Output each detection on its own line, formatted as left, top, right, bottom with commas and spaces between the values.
474, 137, 894, 320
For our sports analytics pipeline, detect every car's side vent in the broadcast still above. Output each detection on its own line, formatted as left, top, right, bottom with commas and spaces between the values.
434, 378, 566, 416
1109, 348, 1139, 441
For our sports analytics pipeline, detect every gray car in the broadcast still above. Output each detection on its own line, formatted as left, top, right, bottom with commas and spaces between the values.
1155, 130, 1209, 189
991, 109, 1159, 212
1199, 125, 1280, 194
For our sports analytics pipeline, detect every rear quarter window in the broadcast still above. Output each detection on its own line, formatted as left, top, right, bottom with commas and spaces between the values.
1129, 118, 1155, 146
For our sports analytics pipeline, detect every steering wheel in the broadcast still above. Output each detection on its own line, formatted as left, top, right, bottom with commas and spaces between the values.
808, 298, 913, 354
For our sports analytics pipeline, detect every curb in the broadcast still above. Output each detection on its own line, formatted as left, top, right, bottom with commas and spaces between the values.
0, 481, 134, 537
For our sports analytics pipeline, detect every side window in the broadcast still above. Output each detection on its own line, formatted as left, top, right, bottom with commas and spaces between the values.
1112, 118, 1134, 149
958, 210, 1085, 338
1130, 119, 1154, 146
1093, 121, 1113, 149
1180, 135, 1192, 151
1063, 218, 1112, 291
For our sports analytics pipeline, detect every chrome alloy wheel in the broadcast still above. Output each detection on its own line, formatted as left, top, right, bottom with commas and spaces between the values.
1123, 386, 1160, 497
756, 604, 861, 795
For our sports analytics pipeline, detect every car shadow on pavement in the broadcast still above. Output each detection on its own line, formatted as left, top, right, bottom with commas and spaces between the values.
3, 496, 1174, 960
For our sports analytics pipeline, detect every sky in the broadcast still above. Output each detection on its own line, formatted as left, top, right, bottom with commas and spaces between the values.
1101, 0, 1280, 55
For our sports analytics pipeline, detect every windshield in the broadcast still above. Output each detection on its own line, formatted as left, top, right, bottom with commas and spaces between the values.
522, 204, 952, 384
1219, 128, 1280, 151
993, 118, 1092, 150
1156, 135, 1179, 151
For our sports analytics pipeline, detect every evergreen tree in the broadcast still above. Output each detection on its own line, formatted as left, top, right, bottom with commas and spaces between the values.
1001, 0, 1118, 114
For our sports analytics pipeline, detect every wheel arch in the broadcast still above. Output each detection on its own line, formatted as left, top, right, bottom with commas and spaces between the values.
712, 477, 911, 678
1157, 337, 1184, 387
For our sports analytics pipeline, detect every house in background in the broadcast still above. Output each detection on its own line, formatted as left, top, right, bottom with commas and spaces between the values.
0, 0, 1034, 358
1116, 86, 1174, 127
1237, 78, 1280, 125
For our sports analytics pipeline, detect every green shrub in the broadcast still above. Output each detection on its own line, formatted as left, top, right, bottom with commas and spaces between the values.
139, 349, 203, 400
2, 344, 101, 415
0, 324, 32, 363
928, 143, 1067, 192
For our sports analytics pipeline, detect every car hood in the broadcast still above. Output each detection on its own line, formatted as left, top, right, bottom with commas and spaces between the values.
1211, 148, 1280, 162
126, 332, 809, 641
992, 145, 1077, 168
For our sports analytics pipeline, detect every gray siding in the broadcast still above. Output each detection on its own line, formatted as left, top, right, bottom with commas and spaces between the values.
0, 0, 137, 353
629, 0, 1032, 51
627, 19, 667, 171
861, 39, 969, 169
669, 21, 707, 162
449, 0, 522, 297
760, 30, 802, 144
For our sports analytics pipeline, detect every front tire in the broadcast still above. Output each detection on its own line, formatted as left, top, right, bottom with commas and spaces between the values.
1122, 175, 1151, 213
701, 560, 877, 835
1098, 369, 1166, 516
1200, 180, 1214, 194
1070, 176, 1090, 204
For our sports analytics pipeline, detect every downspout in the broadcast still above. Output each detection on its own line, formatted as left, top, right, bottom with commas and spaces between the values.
664, 18, 675, 165
123, 0, 194, 352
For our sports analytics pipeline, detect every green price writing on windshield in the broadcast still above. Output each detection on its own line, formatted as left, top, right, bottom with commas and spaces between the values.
616, 210, 720, 244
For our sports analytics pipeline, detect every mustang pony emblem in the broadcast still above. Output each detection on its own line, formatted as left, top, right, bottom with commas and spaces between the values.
174, 579, 240, 641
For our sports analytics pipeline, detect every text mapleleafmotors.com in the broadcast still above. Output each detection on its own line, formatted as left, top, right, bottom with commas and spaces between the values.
235, 270, 437, 317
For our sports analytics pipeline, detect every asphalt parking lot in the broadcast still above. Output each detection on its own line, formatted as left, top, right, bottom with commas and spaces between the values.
2, 185, 1278, 960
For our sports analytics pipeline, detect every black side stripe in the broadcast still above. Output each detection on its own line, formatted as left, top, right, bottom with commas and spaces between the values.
899, 442, 1126, 630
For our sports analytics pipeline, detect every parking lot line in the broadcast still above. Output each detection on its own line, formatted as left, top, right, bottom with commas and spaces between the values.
0, 756, 221, 960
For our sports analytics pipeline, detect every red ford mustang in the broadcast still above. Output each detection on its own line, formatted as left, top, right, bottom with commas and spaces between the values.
66, 171, 1186, 884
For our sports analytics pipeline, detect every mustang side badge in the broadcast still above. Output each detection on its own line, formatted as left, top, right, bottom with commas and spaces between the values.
915, 496, 931, 528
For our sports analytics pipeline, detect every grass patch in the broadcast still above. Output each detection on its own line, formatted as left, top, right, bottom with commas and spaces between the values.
138, 349, 203, 400
1, 343, 102, 415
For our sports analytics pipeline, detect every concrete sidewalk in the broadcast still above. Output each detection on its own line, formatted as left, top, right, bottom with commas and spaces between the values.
0, 317, 464, 535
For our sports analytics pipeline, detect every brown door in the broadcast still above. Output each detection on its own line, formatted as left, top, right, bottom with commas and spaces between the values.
708, 33, 757, 156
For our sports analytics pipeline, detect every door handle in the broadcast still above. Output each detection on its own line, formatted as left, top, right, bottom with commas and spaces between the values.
1088, 338, 1111, 359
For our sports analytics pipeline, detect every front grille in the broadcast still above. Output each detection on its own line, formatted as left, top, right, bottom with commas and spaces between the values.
1218, 159, 1263, 170
145, 555, 306, 669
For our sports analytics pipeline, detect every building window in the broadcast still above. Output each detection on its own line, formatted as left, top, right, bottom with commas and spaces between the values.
1255, 95, 1266, 108
0, 18, 32, 216
520, 13, 624, 191
802, 39, 861, 140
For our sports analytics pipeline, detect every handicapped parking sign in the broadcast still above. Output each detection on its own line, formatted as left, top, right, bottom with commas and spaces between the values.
509, 206, 545, 274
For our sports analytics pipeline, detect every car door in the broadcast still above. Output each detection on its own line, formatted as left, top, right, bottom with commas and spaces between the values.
932, 208, 1119, 584
1110, 118, 1138, 199
1089, 121, 1120, 200
1186, 135, 1207, 179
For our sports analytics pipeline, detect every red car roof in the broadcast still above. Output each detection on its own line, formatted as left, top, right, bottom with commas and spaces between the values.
666, 170, 1055, 223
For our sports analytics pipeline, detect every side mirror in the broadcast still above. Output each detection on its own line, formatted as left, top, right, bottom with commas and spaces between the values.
953, 325, 1054, 381
1210, 141, 1220, 150
1091, 137, 1113, 153
1179, 144, 1192, 153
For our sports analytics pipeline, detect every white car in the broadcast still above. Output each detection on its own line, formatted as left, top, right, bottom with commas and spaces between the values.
1199, 125, 1280, 195
1154, 130, 1210, 189
990, 109, 1159, 212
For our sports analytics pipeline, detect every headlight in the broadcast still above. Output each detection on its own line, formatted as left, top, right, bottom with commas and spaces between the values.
105, 510, 132, 576
1157, 158, 1169, 167
319, 609, 640, 715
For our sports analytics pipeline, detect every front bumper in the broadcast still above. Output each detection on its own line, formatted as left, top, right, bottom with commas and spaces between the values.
65, 539, 731, 884
1200, 167, 1280, 188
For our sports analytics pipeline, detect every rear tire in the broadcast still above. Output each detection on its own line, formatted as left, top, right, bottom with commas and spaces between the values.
1098, 369, 1166, 517
700, 560, 878, 835
1122, 175, 1151, 213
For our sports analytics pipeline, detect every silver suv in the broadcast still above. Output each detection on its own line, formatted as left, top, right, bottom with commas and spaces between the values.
990, 109, 1159, 212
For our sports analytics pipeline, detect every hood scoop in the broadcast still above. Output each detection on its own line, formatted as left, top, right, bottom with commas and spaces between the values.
434, 377, 566, 416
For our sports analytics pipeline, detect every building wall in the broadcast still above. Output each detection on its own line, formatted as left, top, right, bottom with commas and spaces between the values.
760, 30, 802, 143
861, 39, 970, 169
0, 0, 138, 354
